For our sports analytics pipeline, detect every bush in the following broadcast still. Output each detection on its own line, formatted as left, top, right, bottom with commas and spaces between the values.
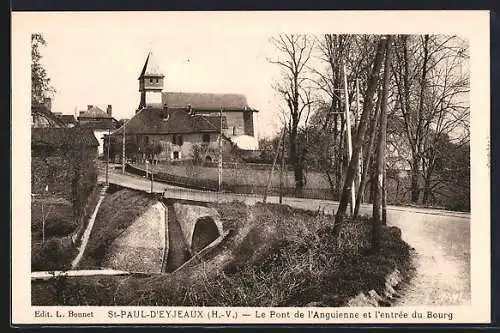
32, 236, 78, 271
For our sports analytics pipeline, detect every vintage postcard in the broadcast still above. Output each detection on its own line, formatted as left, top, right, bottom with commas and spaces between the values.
12, 10, 490, 325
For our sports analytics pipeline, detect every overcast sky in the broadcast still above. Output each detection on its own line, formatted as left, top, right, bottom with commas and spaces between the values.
15, 11, 486, 139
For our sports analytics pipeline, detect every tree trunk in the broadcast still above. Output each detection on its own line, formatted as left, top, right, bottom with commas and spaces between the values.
410, 159, 420, 202
353, 88, 382, 218
338, 115, 345, 188
289, 126, 304, 194
334, 36, 387, 236
422, 171, 432, 205
382, 167, 387, 225
372, 35, 393, 250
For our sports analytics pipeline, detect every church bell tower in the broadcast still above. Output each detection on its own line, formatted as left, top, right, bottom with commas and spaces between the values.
138, 51, 164, 111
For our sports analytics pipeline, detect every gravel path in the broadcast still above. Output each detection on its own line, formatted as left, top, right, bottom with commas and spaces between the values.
389, 211, 471, 305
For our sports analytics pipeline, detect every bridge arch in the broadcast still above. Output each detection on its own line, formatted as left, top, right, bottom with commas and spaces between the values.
191, 216, 220, 253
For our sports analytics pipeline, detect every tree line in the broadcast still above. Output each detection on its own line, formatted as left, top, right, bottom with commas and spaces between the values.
268, 34, 470, 216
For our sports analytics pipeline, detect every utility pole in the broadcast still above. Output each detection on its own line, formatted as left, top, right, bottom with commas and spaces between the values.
279, 128, 286, 204
41, 198, 45, 245
106, 128, 110, 185
218, 107, 223, 192
343, 64, 356, 215
264, 129, 284, 203
122, 122, 126, 174
356, 78, 364, 203
151, 157, 154, 193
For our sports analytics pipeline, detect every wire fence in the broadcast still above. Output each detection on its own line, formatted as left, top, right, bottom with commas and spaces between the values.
126, 161, 338, 201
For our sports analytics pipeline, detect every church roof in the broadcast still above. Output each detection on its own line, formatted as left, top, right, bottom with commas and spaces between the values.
111, 108, 227, 136
161, 92, 257, 111
138, 51, 164, 79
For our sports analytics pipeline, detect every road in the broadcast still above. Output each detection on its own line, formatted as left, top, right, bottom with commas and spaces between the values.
100, 169, 471, 305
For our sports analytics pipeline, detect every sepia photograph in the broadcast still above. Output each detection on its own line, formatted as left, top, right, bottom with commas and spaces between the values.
12, 10, 490, 324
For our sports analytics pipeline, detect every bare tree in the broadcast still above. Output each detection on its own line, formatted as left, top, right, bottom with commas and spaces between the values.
333, 36, 387, 235
309, 35, 378, 196
372, 36, 394, 249
392, 34, 469, 204
269, 35, 315, 194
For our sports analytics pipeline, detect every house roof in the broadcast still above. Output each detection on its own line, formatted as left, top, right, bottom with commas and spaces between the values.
138, 51, 164, 79
32, 127, 99, 148
78, 118, 116, 130
111, 107, 227, 136
78, 106, 112, 119
31, 105, 65, 128
161, 92, 258, 111
57, 114, 77, 125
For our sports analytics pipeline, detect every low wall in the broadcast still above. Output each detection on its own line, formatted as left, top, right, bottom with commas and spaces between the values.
102, 202, 167, 273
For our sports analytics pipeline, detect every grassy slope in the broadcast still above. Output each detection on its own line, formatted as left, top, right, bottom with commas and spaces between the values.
32, 201, 413, 306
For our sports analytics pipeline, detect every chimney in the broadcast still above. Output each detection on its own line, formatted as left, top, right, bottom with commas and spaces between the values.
106, 104, 112, 116
43, 97, 52, 111
87, 105, 93, 110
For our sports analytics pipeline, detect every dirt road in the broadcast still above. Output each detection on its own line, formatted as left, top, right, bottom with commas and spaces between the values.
389, 211, 470, 305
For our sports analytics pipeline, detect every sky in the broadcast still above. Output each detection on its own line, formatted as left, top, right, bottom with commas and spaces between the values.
15, 11, 485, 139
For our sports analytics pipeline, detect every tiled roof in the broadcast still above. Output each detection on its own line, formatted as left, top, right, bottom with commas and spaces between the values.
32, 127, 99, 148
78, 106, 112, 119
57, 114, 77, 125
162, 92, 257, 111
112, 108, 227, 136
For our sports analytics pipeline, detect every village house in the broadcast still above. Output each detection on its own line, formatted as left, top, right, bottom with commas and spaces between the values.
55, 114, 77, 128
77, 104, 119, 156
109, 52, 260, 163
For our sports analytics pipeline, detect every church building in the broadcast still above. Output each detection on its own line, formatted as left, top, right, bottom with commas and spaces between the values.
111, 52, 259, 162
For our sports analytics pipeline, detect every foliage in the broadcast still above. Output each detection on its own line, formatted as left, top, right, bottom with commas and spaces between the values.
31, 33, 55, 107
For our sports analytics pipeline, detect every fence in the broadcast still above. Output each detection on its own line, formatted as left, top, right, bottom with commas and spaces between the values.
125, 162, 338, 201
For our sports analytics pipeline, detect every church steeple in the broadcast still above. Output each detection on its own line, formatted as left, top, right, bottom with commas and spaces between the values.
138, 51, 164, 110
